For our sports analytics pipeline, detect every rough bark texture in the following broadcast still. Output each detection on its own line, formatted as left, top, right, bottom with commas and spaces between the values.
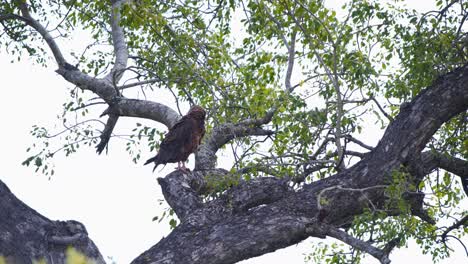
1, 1, 467, 261
0, 180, 105, 264
0, 63, 466, 263
130, 64, 468, 263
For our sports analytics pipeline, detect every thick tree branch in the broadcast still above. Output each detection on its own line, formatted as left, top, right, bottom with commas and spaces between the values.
55, 68, 180, 127
133, 64, 468, 264
104, 0, 129, 84
113, 98, 180, 128
132, 206, 315, 264
421, 151, 468, 195
421, 151, 468, 177
157, 171, 205, 221
95, 98, 181, 153
212, 177, 291, 214
0, 180, 105, 263
157, 169, 291, 225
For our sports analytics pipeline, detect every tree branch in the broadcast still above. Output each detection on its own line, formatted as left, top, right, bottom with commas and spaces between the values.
421, 151, 468, 195
157, 170, 206, 221
441, 215, 468, 242
157, 169, 291, 225
0, 180, 105, 263
326, 226, 391, 264
285, 31, 296, 92
345, 135, 374, 150
96, 114, 119, 154
104, 0, 129, 84
12, 0, 67, 67
133, 63, 468, 263
196, 124, 274, 170
421, 151, 468, 178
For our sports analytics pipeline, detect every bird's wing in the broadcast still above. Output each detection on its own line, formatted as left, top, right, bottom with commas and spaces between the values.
157, 117, 195, 162
198, 124, 205, 145
162, 116, 193, 145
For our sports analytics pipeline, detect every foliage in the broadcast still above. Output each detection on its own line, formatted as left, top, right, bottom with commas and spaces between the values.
1, 0, 467, 262
65, 247, 96, 264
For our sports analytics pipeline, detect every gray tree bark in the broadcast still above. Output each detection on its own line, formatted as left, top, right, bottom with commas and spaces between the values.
130, 64, 468, 263
0, 1, 467, 262
0, 180, 105, 264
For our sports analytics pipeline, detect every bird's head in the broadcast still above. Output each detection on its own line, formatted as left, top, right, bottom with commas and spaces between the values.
187, 105, 206, 120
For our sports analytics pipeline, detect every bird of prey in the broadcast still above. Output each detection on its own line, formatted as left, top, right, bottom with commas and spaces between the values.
144, 105, 206, 172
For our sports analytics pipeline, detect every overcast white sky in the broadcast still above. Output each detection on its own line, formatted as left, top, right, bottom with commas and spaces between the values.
0, 0, 466, 263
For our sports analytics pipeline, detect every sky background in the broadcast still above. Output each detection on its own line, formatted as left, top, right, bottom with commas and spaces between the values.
0, 0, 467, 263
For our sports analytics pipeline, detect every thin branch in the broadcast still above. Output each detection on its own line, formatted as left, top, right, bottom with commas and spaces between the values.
444, 235, 468, 257
371, 96, 394, 122
259, 0, 290, 50
13, 0, 66, 67
71, 102, 106, 111
44, 119, 105, 139
344, 150, 367, 158
118, 77, 162, 89
345, 135, 374, 150
441, 215, 468, 242
285, 30, 297, 92
326, 226, 391, 264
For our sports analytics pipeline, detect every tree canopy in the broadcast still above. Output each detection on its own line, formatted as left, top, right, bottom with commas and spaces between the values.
0, 0, 467, 263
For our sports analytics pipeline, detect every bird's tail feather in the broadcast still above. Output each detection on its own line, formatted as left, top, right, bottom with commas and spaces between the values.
144, 156, 157, 166
144, 155, 162, 172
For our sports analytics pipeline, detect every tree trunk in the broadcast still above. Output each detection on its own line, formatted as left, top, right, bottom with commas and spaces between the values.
0, 180, 105, 264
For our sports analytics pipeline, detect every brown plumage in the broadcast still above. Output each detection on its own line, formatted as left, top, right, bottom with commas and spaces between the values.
144, 105, 206, 172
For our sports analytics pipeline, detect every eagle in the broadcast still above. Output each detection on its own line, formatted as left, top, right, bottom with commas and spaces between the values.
144, 105, 206, 172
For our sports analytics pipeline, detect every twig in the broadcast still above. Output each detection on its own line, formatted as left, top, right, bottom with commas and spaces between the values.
441, 215, 468, 242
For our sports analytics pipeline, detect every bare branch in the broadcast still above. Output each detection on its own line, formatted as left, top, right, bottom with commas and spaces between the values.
113, 98, 181, 128
104, 0, 129, 84
371, 96, 394, 122
285, 30, 297, 92
118, 77, 162, 89
326, 227, 391, 264
96, 114, 119, 154
344, 150, 367, 158
421, 151, 468, 195
441, 215, 468, 242
57, 68, 119, 103
345, 135, 374, 151
196, 124, 274, 170
421, 151, 468, 178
